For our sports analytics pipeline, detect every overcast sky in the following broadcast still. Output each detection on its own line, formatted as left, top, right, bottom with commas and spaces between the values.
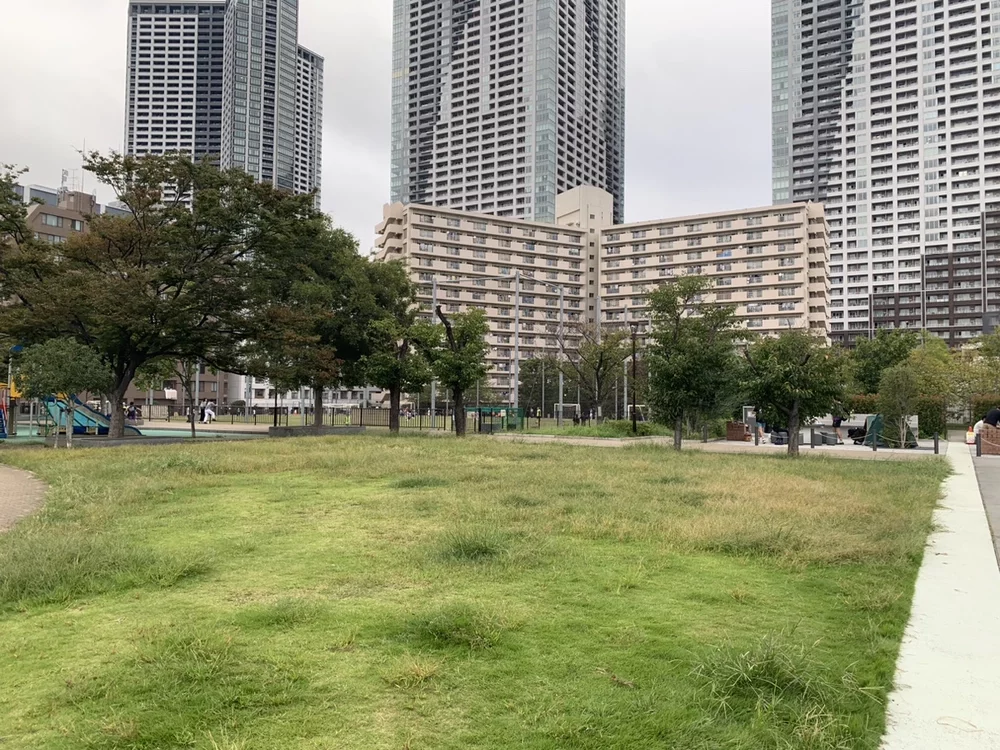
0, 0, 771, 249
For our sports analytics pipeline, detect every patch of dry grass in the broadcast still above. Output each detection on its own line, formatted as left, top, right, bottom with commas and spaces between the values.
0, 436, 948, 749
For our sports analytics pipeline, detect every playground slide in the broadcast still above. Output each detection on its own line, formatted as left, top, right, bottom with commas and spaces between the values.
44, 398, 142, 437
71, 396, 142, 437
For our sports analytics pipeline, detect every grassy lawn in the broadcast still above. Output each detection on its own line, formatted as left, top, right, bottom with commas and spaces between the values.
0, 436, 947, 749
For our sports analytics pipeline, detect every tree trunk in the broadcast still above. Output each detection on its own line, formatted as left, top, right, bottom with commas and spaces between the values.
787, 404, 801, 457
185, 380, 197, 440
454, 388, 467, 437
389, 387, 401, 434
108, 376, 131, 439
313, 384, 324, 427
674, 415, 683, 452
66, 402, 74, 450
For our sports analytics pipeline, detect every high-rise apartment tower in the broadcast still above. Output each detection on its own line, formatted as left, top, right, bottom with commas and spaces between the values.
390, 0, 626, 224
773, 0, 1000, 346
125, 0, 323, 199
125, 1, 226, 160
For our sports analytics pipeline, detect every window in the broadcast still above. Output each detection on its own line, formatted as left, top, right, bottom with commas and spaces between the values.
70, 219, 84, 232
41, 214, 63, 228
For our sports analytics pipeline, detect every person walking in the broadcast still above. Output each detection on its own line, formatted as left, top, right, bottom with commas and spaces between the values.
984, 406, 1000, 428
202, 400, 216, 424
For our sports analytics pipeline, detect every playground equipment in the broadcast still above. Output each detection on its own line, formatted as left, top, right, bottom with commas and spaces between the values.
0, 386, 8, 440
43, 396, 142, 437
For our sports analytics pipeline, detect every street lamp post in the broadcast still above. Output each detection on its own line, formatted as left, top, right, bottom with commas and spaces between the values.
431, 277, 438, 428
629, 321, 639, 435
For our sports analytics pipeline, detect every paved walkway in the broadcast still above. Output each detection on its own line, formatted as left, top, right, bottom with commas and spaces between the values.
881, 447, 1000, 749
492, 433, 948, 461
973, 455, 1000, 570
0, 465, 47, 532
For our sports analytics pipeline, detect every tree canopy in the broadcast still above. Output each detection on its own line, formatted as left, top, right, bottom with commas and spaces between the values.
14, 338, 112, 449
851, 329, 919, 395
0, 152, 323, 437
413, 307, 490, 437
744, 331, 848, 456
646, 276, 742, 450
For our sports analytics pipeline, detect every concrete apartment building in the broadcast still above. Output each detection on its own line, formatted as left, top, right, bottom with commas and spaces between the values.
24, 191, 96, 245
376, 187, 832, 399
125, 0, 323, 198
390, 0, 626, 224
375, 192, 596, 397
599, 203, 832, 338
773, 0, 1000, 346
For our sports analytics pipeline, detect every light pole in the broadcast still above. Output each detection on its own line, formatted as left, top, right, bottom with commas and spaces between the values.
629, 321, 639, 435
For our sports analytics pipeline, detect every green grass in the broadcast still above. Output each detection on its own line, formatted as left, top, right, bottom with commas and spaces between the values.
0, 436, 948, 749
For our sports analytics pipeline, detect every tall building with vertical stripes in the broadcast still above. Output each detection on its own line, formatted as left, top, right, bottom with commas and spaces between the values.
773, 0, 1000, 346
125, 0, 323, 199
390, 0, 626, 225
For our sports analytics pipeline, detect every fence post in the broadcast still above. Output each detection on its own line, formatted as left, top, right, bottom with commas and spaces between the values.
977, 433, 983, 458
934, 433, 939, 455
810, 426, 815, 449
702, 425, 709, 443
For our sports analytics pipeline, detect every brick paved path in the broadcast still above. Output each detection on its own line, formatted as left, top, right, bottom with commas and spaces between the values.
0, 465, 46, 532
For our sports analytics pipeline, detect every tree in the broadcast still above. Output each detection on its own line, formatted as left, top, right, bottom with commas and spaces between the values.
517, 356, 564, 416
0, 153, 324, 438
905, 335, 953, 397
851, 329, 919, 394
413, 307, 489, 437
743, 331, 848, 457
360, 265, 430, 434
249, 229, 396, 427
979, 330, 1000, 361
879, 364, 921, 449
558, 322, 630, 420
14, 339, 112, 449
646, 276, 742, 450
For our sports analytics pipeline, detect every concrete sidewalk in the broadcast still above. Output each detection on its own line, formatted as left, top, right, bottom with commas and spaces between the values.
493, 432, 948, 461
880, 448, 1000, 749
0, 466, 46, 532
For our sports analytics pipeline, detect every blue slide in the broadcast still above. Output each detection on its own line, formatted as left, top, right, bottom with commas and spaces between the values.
44, 397, 142, 436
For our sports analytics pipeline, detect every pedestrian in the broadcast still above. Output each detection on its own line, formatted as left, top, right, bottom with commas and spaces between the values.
203, 400, 216, 424
127, 402, 137, 425
985, 406, 1000, 428
831, 405, 845, 445
199, 400, 206, 423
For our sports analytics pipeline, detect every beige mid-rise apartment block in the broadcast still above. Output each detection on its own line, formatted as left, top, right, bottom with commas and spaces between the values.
375, 188, 831, 398
375, 192, 611, 396
600, 202, 831, 338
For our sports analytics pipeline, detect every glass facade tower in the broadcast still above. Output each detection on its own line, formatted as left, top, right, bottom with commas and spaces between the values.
774, 0, 1000, 346
390, 0, 626, 224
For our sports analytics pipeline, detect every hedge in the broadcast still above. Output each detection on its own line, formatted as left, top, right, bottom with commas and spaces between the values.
915, 395, 947, 438
847, 394, 879, 416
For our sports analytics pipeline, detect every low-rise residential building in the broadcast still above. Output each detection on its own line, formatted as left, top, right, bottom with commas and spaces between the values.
24, 190, 96, 245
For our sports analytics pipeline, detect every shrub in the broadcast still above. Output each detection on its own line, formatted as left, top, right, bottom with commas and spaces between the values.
915, 395, 947, 438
